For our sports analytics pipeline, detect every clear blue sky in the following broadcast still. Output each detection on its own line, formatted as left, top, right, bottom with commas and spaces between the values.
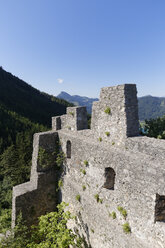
0, 0, 165, 98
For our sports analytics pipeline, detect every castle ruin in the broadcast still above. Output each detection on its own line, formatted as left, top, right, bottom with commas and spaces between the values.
12, 84, 165, 248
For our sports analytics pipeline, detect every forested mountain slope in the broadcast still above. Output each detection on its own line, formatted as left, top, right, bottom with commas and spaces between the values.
0, 67, 73, 126
138, 95, 165, 120
0, 67, 73, 232
0, 104, 47, 232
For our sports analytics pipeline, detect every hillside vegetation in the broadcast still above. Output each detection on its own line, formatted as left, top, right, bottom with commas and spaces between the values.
141, 115, 165, 139
0, 105, 47, 232
138, 95, 165, 120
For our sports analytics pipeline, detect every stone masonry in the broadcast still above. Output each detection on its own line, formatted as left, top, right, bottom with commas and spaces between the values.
12, 84, 165, 248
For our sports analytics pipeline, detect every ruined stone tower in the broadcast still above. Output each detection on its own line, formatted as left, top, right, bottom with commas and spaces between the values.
91, 84, 139, 144
12, 84, 165, 248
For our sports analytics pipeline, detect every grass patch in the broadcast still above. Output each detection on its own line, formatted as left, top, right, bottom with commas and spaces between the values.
94, 194, 103, 203
80, 168, 86, 175
94, 194, 100, 203
122, 222, 131, 233
109, 211, 116, 219
105, 131, 110, 136
76, 194, 81, 202
82, 185, 86, 191
117, 206, 127, 219
84, 160, 88, 166
58, 179, 63, 188
104, 107, 111, 114
69, 112, 74, 116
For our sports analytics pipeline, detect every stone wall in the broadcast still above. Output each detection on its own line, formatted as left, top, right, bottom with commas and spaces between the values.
12, 84, 165, 248
57, 131, 165, 248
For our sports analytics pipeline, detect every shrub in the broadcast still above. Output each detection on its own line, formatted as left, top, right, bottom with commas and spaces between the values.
80, 169, 86, 175
76, 194, 81, 202
112, 141, 115, 145
82, 185, 86, 191
104, 107, 111, 114
0, 209, 11, 233
56, 151, 65, 168
58, 179, 63, 188
94, 194, 100, 203
117, 206, 123, 212
105, 131, 110, 136
69, 112, 74, 116
0, 202, 82, 248
122, 222, 131, 233
38, 146, 56, 169
0, 213, 30, 248
121, 209, 127, 219
117, 206, 127, 219
110, 211, 116, 219
29, 202, 82, 247
98, 137, 102, 142
84, 160, 88, 166
94, 194, 103, 203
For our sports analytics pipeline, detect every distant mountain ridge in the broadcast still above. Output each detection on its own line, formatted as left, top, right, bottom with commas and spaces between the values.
57, 91, 165, 120
57, 91, 99, 114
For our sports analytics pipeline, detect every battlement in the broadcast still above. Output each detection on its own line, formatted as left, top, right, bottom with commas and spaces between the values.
52, 106, 88, 131
52, 84, 139, 145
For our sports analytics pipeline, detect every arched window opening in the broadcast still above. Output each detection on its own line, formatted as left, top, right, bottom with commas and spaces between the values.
66, 140, 71, 158
155, 193, 165, 222
103, 167, 115, 190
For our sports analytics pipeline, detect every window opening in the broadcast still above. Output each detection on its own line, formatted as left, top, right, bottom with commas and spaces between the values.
103, 167, 115, 190
66, 140, 71, 158
155, 193, 165, 222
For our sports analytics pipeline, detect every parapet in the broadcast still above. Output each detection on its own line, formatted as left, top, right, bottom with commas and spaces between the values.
91, 84, 139, 144
12, 131, 59, 228
52, 106, 88, 131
